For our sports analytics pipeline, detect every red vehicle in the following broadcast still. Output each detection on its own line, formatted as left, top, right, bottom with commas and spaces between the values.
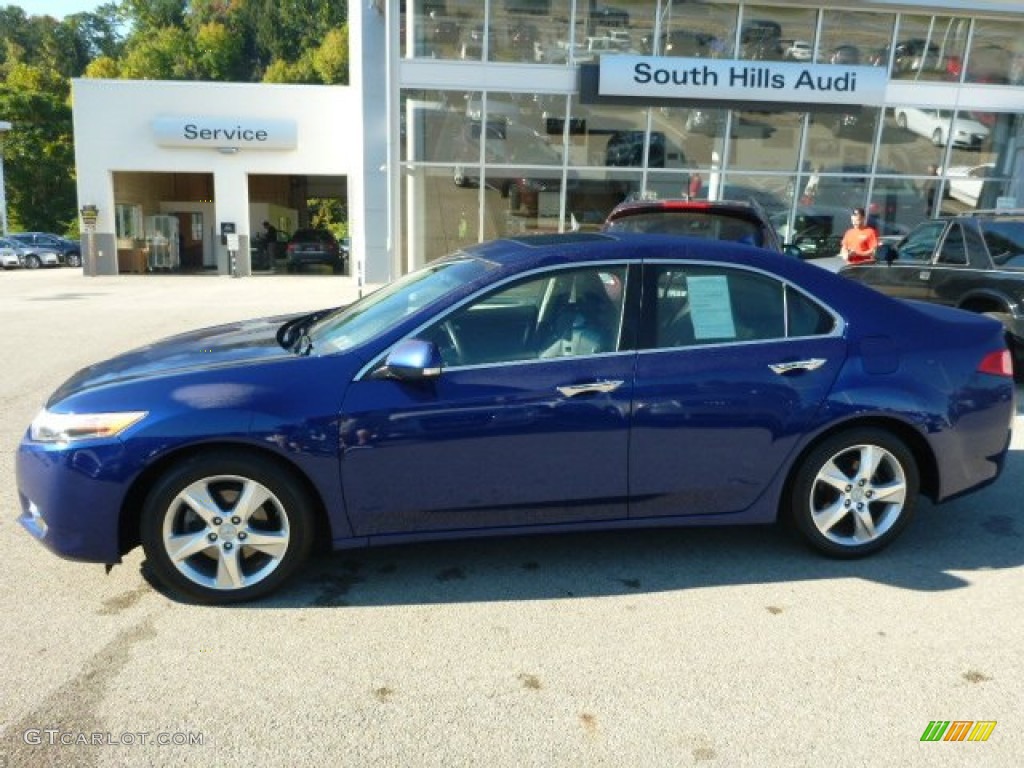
602, 198, 788, 253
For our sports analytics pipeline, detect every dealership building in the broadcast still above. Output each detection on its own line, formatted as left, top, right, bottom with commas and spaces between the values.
71, 0, 1024, 283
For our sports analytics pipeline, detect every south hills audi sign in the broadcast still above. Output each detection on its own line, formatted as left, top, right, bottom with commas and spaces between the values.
598, 56, 887, 107
151, 117, 297, 150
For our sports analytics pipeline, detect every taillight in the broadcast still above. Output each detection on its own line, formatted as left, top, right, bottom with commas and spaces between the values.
978, 349, 1013, 377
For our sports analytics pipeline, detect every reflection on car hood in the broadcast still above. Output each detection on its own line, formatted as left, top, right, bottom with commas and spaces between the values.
49, 313, 301, 404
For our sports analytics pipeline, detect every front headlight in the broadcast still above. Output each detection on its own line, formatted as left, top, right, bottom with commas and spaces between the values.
29, 410, 147, 444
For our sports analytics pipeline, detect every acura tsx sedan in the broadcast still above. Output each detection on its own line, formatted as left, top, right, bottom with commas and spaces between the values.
16, 233, 1015, 603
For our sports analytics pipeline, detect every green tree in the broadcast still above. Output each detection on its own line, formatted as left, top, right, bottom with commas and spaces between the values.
0, 85, 77, 233
195, 21, 246, 81
311, 26, 349, 85
119, 26, 196, 80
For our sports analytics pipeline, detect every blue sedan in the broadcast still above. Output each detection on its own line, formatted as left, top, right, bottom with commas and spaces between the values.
16, 233, 1015, 603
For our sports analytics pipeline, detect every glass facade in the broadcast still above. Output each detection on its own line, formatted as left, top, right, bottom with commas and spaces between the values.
399, 1, 1024, 266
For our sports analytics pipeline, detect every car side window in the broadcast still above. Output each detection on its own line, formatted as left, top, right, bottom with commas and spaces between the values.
982, 221, 1024, 268
936, 224, 969, 266
418, 265, 627, 367
650, 265, 828, 349
896, 221, 946, 263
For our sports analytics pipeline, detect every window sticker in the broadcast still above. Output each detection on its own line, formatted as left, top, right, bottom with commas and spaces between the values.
688, 275, 736, 340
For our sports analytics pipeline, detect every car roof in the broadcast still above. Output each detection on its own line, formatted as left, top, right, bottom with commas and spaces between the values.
456, 232, 794, 276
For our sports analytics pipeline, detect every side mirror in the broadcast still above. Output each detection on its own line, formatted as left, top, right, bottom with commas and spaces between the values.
876, 243, 897, 265
372, 338, 442, 381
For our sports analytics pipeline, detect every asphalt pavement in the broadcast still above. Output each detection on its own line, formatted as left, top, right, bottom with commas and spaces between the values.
1, 269, 1022, 767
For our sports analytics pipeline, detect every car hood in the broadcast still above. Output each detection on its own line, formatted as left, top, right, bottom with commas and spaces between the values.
49, 313, 302, 404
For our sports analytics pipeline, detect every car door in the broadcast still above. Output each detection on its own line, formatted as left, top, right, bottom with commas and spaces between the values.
629, 262, 846, 519
853, 220, 948, 300
926, 221, 991, 307
339, 264, 636, 537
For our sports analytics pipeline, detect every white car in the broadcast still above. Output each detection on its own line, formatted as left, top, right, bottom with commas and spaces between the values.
0, 240, 25, 269
941, 162, 995, 207
785, 40, 813, 61
894, 107, 989, 148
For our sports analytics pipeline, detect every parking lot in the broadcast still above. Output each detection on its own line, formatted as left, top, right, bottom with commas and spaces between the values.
1, 269, 1022, 767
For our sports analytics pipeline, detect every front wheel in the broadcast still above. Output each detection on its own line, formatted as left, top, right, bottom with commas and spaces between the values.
25, 254, 41, 269
788, 428, 918, 558
931, 128, 944, 146
140, 452, 315, 604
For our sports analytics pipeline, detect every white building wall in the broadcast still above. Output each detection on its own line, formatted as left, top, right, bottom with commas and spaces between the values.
71, 78, 362, 276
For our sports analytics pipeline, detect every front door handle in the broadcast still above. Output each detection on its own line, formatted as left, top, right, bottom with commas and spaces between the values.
557, 379, 624, 397
769, 359, 826, 375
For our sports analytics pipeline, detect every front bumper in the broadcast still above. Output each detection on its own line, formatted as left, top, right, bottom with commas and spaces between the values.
16, 439, 131, 564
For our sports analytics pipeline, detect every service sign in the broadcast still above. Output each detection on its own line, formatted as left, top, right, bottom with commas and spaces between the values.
152, 117, 297, 150
599, 56, 887, 107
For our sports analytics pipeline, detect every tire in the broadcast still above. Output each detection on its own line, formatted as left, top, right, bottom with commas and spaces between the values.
454, 167, 468, 188
788, 428, 918, 558
931, 128, 943, 147
140, 452, 315, 604
25, 254, 41, 269
896, 112, 907, 130
65, 252, 82, 267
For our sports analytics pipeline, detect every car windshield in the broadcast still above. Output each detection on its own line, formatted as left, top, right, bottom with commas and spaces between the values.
310, 256, 496, 353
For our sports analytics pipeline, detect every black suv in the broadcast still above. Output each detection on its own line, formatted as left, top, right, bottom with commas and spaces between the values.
7, 232, 82, 267
840, 210, 1024, 364
284, 229, 346, 274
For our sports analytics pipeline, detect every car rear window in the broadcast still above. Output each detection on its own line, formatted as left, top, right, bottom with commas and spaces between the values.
980, 220, 1024, 268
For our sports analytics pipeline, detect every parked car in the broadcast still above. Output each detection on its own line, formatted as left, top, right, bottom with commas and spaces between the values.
3, 235, 62, 268
17, 233, 1014, 603
893, 107, 989, 148
0, 236, 28, 268
839, 210, 1024, 367
7, 232, 82, 267
827, 45, 861, 65
284, 228, 346, 274
941, 162, 996, 207
590, 4, 629, 27
603, 198, 786, 253
785, 40, 813, 61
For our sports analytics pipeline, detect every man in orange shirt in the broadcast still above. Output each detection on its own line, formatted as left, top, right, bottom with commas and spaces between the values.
839, 207, 879, 264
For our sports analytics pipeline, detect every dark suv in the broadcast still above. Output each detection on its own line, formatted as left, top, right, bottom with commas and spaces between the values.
602, 198, 786, 253
839, 210, 1024, 365
7, 232, 82, 267
285, 229, 346, 274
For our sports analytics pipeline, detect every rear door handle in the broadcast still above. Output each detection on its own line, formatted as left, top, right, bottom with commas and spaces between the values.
769, 359, 826, 375
557, 380, 624, 397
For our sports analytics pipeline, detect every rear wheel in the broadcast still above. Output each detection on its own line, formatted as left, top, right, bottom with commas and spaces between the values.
25, 254, 41, 269
140, 452, 314, 604
896, 112, 908, 130
788, 428, 918, 558
931, 128, 944, 146
65, 252, 82, 267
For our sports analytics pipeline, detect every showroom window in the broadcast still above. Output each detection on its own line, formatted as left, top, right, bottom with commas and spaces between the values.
115, 203, 143, 240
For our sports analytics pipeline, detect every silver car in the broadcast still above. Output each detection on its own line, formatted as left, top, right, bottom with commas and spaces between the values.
0, 237, 28, 269
0, 236, 60, 268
